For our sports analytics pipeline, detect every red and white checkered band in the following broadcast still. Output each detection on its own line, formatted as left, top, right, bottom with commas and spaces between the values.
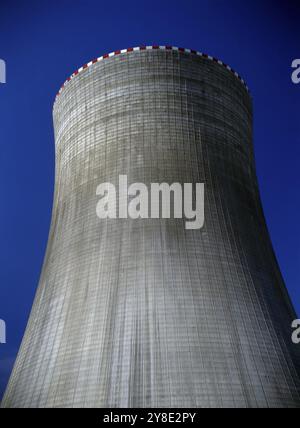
54, 45, 249, 103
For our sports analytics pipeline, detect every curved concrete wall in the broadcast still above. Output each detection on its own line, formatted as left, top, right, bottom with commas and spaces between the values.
2, 47, 300, 407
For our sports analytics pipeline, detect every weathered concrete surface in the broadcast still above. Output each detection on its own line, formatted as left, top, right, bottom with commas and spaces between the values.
2, 47, 300, 408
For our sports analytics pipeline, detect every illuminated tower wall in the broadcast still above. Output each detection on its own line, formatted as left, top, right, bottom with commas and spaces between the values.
2, 46, 300, 408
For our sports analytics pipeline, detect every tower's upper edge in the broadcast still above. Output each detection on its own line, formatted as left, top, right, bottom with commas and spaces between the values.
53, 45, 250, 107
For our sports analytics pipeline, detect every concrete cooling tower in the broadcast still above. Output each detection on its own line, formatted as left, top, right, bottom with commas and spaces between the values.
2, 46, 300, 408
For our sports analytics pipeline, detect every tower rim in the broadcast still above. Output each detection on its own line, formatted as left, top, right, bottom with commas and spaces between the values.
53, 45, 250, 107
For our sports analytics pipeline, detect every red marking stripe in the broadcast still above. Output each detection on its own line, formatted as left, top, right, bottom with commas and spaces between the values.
55, 46, 249, 103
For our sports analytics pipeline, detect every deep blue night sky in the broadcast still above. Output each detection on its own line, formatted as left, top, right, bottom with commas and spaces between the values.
0, 0, 299, 400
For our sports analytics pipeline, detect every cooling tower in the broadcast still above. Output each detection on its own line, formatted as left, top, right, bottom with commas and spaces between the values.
2, 46, 300, 408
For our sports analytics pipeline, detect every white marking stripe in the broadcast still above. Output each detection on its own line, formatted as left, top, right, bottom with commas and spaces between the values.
54, 46, 249, 102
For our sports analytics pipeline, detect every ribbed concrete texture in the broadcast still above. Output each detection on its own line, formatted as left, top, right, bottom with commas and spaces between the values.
2, 46, 300, 408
